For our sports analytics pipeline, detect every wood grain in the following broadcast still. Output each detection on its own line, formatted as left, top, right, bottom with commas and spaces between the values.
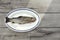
47, 0, 60, 12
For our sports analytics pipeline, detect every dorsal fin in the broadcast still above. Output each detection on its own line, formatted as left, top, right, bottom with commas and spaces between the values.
18, 16, 22, 18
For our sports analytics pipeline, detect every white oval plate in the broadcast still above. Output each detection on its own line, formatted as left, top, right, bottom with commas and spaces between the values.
5, 8, 41, 32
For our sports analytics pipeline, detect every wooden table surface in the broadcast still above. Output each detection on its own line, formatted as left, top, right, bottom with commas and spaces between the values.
0, 0, 60, 40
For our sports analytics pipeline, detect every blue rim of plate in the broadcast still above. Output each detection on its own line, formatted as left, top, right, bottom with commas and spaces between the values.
5, 8, 41, 32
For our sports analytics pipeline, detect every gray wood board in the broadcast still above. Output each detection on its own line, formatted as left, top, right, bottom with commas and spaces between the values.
0, 0, 60, 40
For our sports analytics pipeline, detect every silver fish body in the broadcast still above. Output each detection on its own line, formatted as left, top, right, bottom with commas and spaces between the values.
6, 16, 36, 24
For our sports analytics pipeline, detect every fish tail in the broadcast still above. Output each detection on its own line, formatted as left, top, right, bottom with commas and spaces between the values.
5, 17, 10, 23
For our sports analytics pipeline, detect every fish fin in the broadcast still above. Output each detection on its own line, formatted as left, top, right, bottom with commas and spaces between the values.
5, 17, 10, 23
18, 16, 22, 18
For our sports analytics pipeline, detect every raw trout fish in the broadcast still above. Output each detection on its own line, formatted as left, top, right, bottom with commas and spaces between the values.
6, 16, 36, 24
